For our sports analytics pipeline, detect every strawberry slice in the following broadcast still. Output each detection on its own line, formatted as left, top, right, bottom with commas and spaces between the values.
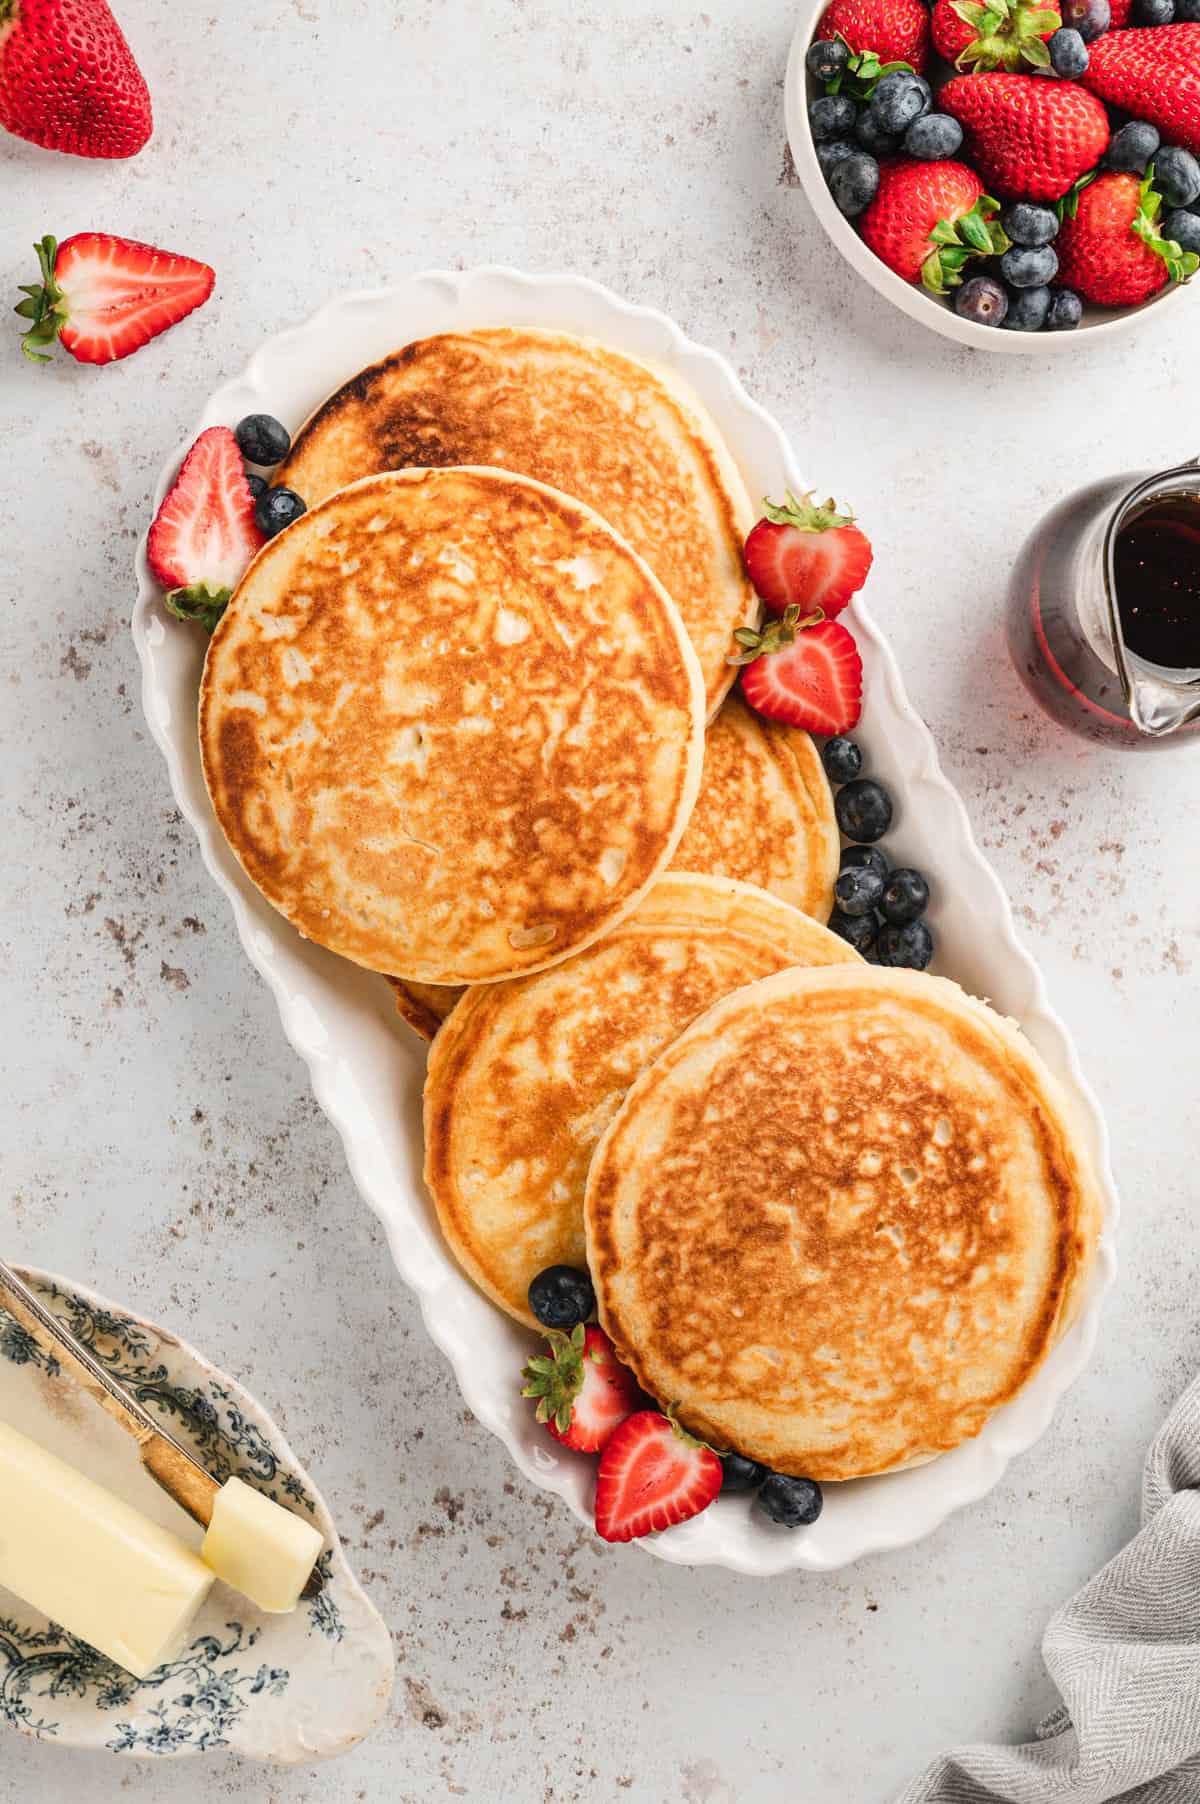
148, 427, 265, 632
733, 605, 863, 735
594, 1410, 723, 1543
743, 491, 873, 619
16, 233, 214, 365
521, 1324, 640, 1455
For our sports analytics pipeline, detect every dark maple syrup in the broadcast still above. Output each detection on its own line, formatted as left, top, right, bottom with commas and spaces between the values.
1112, 493, 1200, 670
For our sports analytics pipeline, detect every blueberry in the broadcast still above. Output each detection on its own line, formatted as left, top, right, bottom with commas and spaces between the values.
527, 1265, 595, 1330
1000, 202, 1059, 246
835, 778, 893, 842
854, 109, 902, 156
254, 486, 308, 537
840, 843, 889, 882
1048, 27, 1090, 73
1165, 207, 1200, 254
806, 37, 850, 82
817, 138, 857, 176
904, 113, 963, 159
810, 93, 857, 142
235, 413, 292, 467
720, 1452, 769, 1494
828, 909, 878, 956
822, 735, 863, 783
1106, 120, 1161, 173
954, 275, 1009, 327
834, 864, 886, 917
870, 70, 931, 135
1133, 0, 1174, 20
1001, 243, 1059, 287
1177, 0, 1200, 17
1154, 146, 1200, 208
1045, 286, 1084, 329
1001, 284, 1052, 330
245, 472, 267, 499
879, 867, 929, 926
1061, 0, 1111, 35
876, 919, 935, 970
758, 1473, 824, 1528
829, 152, 881, 217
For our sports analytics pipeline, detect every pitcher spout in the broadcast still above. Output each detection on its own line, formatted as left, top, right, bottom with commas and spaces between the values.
1126, 669, 1200, 738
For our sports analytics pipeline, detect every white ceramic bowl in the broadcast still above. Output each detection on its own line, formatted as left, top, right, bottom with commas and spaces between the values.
0, 1269, 394, 1761
785, 3, 1188, 351
132, 266, 1119, 1572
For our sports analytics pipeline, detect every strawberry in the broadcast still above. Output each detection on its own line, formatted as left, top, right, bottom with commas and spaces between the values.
15, 233, 214, 366
743, 492, 873, 620
594, 1410, 722, 1543
940, 72, 1110, 202
733, 606, 864, 736
858, 158, 1007, 289
818, 0, 931, 72
1082, 26, 1200, 158
931, 0, 1060, 71
148, 428, 266, 632
521, 1324, 640, 1455
1055, 170, 1198, 306
0, 0, 151, 159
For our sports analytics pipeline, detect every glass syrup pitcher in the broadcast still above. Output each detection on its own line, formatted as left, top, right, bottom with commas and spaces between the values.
1007, 459, 1200, 749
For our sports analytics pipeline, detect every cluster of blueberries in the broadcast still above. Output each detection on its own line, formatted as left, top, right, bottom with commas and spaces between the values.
234, 412, 308, 538
527, 1270, 824, 1529
822, 737, 935, 969
806, 39, 963, 219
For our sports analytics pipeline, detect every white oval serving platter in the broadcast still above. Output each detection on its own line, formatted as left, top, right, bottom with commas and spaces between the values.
132, 266, 1119, 1574
785, 2, 1188, 353
0, 1269, 393, 1760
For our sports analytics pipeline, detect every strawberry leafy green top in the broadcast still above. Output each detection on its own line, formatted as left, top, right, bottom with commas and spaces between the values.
1135, 166, 1200, 285
13, 236, 66, 364
947, 0, 1061, 70
923, 196, 1009, 294
823, 41, 916, 98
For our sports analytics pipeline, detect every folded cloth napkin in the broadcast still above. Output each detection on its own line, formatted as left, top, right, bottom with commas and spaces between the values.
898, 1374, 1200, 1804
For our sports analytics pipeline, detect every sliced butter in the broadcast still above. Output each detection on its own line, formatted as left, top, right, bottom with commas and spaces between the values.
202, 1476, 323, 1613
0, 1419, 214, 1680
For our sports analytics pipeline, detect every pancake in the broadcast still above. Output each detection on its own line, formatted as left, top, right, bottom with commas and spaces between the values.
200, 466, 705, 983
423, 874, 860, 1328
389, 692, 839, 1038
275, 328, 758, 717
586, 965, 1102, 1481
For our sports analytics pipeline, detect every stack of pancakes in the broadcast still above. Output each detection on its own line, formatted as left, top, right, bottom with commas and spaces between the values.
200, 328, 1100, 1484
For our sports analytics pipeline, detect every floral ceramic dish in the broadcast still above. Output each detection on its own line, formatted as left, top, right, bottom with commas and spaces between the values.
0, 1268, 393, 1761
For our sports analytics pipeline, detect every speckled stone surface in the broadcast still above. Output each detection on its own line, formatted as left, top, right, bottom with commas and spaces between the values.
2, 1, 1200, 1799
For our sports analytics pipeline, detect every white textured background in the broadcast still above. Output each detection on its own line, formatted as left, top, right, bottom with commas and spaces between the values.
2, 1, 1200, 1800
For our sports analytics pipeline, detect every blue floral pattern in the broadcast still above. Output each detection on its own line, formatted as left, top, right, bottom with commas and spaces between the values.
0, 1278, 346, 1753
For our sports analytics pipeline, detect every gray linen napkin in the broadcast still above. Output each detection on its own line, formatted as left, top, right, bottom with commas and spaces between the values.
899, 1374, 1200, 1804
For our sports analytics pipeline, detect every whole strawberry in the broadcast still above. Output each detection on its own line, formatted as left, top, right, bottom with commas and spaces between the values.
931, 0, 1060, 71
818, 0, 931, 72
1083, 26, 1200, 159
859, 158, 1007, 289
0, 0, 151, 159
941, 72, 1110, 202
1055, 170, 1198, 306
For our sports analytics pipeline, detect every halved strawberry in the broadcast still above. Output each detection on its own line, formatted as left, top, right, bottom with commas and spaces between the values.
16, 232, 214, 365
743, 492, 873, 619
733, 606, 863, 735
521, 1324, 640, 1455
148, 427, 265, 632
594, 1410, 722, 1543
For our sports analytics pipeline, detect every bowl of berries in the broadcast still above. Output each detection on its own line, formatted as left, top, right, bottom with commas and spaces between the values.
786, 0, 1200, 346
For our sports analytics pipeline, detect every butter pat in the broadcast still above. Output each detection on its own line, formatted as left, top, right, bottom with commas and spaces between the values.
0, 1420, 214, 1680
202, 1477, 323, 1613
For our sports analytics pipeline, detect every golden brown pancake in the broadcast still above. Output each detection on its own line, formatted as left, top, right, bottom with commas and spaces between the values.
275, 328, 757, 716
423, 874, 860, 1328
200, 466, 705, 983
388, 692, 838, 1038
586, 965, 1102, 1481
